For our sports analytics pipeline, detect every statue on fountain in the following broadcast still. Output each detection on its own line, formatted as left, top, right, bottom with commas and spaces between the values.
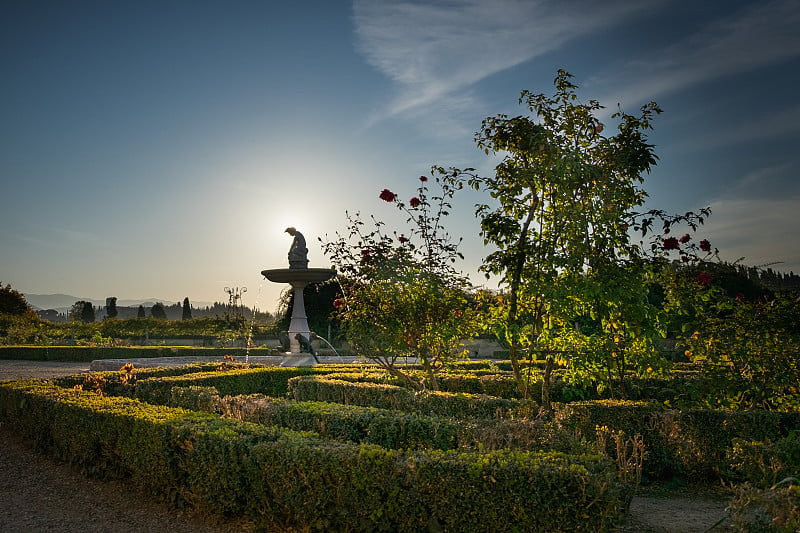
285, 227, 308, 269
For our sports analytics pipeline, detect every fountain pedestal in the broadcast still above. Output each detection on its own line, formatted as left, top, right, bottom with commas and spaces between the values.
261, 267, 334, 366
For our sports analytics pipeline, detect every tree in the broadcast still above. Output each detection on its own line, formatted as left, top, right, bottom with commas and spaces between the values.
182, 297, 192, 320
137, 305, 146, 318
0, 282, 36, 318
321, 172, 480, 390
150, 302, 167, 320
468, 70, 707, 404
105, 297, 118, 319
70, 301, 95, 323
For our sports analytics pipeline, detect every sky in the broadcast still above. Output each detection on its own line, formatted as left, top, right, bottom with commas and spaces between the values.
2, 0, 799, 313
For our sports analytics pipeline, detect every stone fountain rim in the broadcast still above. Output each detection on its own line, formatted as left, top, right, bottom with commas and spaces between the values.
261, 267, 335, 284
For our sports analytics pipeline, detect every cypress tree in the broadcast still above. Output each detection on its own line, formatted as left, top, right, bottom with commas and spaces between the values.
182, 297, 192, 320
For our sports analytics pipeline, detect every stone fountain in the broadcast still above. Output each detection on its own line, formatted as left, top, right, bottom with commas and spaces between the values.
261, 227, 334, 366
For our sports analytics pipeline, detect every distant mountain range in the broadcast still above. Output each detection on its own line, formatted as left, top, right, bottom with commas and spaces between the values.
23, 293, 214, 312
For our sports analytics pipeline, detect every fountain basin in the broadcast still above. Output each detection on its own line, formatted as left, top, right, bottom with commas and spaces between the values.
261, 268, 334, 284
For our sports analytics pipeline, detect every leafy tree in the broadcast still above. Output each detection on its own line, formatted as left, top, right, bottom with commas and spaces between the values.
150, 302, 167, 320
70, 301, 95, 323
182, 297, 192, 320
105, 297, 118, 319
322, 172, 480, 390
468, 70, 707, 404
0, 282, 36, 318
0, 282, 39, 344
137, 305, 146, 318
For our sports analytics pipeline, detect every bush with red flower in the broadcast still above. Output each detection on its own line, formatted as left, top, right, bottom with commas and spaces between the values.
320, 168, 479, 390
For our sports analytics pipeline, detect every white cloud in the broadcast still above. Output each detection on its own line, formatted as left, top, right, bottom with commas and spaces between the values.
353, 0, 666, 121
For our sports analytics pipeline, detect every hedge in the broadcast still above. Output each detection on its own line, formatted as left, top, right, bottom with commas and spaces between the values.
0, 346, 274, 362
556, 401, 800, 481
0, 379, 627, 532
133, 366, 326, 404
287, 374, 534, 419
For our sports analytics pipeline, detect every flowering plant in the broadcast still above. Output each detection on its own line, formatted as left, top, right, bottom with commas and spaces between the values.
320, 168, 479, 390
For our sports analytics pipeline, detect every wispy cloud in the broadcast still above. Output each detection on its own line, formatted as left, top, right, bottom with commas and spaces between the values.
353, 0, 666, 121
592, 0, 800, 108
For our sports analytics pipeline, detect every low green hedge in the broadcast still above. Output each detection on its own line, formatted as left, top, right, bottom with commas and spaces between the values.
133, 366, 324, 404
0, 379, 627, 532
556, 401, 800, 481
729, 433, 800, 487
288, 374, 533, 419
219, 393, 463, 450
0, 346, 273, 362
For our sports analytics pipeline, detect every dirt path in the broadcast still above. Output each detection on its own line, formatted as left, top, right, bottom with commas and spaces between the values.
0, 425, 254, 533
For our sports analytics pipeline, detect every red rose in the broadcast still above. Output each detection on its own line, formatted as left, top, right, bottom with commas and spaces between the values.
409, 196, 421, 208
699, 239, 711, 253
679, 234, 691, 244
697, 272, 712, 286
662, 237, 680, 250
398, 235, 408, 243
736, 293, 745, 302
419, 175, 428, 182
333, 298, 344, 309
379, 189, 396, 202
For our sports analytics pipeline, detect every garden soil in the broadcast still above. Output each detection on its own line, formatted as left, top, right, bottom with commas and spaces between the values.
0, 359, 735, 532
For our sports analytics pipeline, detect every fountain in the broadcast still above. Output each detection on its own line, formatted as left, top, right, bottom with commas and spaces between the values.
261, 227, 334, 366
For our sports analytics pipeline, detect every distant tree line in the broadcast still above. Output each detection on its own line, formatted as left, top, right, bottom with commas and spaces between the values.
40, 297, 273, 323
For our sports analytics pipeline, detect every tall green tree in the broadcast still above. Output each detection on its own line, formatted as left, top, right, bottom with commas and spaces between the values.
71, 301, 95, 323
468, 70, 705, 404
137, 305, 146, 318
182, 297, 192, 320
105, 297, 118, 319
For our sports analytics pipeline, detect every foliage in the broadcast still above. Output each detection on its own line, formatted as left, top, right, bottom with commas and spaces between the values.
321, 171, 481, 390
150, 302, 167, 320
467, 70, 710, 405
69, 300, 95, 323
0, 282, 37, 318
105, 297, 118, 319
683, 291, 800, 411
729, 479, 800, 532
0, 379, 626, 532
181, 297, 192, 320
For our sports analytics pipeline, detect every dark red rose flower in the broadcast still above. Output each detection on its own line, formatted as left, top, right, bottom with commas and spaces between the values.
379, 188, 396, 202
697, 272, 712, 286
419, 175, 428, 182
662, 237, 680, 250
398, 235, 409, 243
333, 298, 344, 309
699, 239, 712, 253
679, 234, 691, 244
409, 196, 421, 208
735, 293, 745, 302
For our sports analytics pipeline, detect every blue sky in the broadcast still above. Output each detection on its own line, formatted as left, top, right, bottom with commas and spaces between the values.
2, 0, 799, 313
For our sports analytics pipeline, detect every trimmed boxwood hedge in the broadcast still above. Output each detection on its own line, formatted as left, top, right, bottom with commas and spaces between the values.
0, 346, 281, 362
287, 374, 533, 419
0, 379, 627, 532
